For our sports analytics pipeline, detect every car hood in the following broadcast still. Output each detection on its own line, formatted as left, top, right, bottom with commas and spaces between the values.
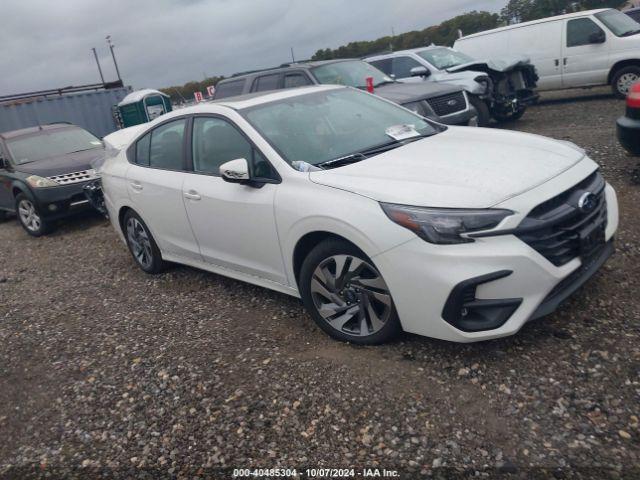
374, 81, 461, 104
309, 127, 586, 208
446, 55, 532, 74
15, 148, 104, 177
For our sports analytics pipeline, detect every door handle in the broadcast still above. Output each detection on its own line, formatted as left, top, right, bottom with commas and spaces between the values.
555, 59, 559, 67
184, 190, 201, 201
130, 181, 143, 191
563, 58, 567, 66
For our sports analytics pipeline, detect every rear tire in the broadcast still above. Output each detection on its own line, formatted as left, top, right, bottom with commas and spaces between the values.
15, 193, 52, 236
468, 95, 491, 127
611, 66, 640, 99
299, 239, 401, 345
123, 210, 166, 274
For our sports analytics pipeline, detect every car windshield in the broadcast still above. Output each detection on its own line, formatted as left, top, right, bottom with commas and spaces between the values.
415, 47, 474, 70
312, 60, 393, 89
241, 88, 440, 167
595, 9, 640, 37
6, 127, 102, 164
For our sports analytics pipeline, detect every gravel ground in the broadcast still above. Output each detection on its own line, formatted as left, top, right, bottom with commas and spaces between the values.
1, 87, 639, 479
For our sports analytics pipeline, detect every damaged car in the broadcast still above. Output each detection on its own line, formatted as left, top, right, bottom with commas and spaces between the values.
366, 46, 539, 126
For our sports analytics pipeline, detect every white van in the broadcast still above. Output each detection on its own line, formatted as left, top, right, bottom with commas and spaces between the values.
454, 8, 640, 97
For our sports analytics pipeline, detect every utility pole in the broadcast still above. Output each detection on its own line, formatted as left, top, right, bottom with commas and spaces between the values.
106, 35, 122, 82
290, 47, 295, 63
390, 27, 395, 52
92, 47, 105, 84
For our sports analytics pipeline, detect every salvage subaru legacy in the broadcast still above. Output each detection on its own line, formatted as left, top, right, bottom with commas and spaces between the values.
99, 85, 618, 344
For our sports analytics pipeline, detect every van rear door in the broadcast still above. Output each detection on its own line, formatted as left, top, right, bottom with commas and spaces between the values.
561, 16, 610, 88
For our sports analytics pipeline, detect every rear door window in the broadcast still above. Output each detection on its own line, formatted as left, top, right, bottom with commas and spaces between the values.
148, 119, 186, 170
566, 18, 604, 47
253, 74, 281, 92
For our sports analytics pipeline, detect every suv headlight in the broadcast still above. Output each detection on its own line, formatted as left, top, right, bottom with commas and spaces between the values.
403, 101, 425, 116
26, 175, 59, 188
380, 203, 512, 244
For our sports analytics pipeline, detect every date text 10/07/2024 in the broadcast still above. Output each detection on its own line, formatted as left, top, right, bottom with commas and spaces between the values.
232, 468, 400, 478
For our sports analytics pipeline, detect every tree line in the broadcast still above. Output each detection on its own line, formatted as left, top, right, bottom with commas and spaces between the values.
160, 0, 628, 102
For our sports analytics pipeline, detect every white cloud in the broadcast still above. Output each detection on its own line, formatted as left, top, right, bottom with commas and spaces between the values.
0, 0, 505, 94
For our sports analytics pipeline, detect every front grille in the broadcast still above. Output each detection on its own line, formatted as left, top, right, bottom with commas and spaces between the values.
426, 91, 466, 117
48, 169, 97, 185
516, 172, 608, 267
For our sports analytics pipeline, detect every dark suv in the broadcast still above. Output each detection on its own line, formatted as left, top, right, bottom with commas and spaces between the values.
214, 59, 477, 126
0, 123, 103, 236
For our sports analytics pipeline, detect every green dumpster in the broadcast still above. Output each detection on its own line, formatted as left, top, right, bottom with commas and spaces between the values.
116, 89, 172, 128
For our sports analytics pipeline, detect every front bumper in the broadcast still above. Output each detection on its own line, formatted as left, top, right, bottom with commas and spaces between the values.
31, 181, 93, 220
372, 185, 618, 342
616, 115, 640, 155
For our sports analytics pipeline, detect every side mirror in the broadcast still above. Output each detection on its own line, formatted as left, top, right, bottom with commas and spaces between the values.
589, 31, 605, 44
220, 158, 250, 183
410, 66, 430, 78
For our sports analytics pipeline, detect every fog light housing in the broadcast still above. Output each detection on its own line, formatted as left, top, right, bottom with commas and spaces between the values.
442, 270, 522, 332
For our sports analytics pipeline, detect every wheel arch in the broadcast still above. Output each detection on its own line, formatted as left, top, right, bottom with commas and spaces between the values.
11, 181, 30, 201
292, 231, 367, 288
117, 205, 133, 236
608, 59, 640, 84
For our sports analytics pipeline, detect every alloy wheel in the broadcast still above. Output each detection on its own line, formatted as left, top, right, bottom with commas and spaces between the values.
310, 254, 392, 337
18, 199, 41, 232
126, 217, 154, 269
617, 73, 639, 96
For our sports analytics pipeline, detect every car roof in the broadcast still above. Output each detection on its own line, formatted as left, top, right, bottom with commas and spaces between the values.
366, 45, 450, 60
222, 58, 359, 83
458, 8, 611, 40
0, 123, 78, 141
164, 85, 345, 116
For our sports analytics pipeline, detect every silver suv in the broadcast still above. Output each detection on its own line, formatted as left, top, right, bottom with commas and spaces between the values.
366, 46, 539, 127
214, 59, 478, 127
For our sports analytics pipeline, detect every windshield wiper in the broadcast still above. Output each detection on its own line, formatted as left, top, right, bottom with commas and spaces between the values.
317, 135, 434, 169
621, 29, 640, 37
374, 80, 396, 87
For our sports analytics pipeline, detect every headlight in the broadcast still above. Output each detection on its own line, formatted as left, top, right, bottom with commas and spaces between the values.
474, 75, 491, 94
403, 101, 425, 115
26, 175, 59, 188
380, 203, 513, 244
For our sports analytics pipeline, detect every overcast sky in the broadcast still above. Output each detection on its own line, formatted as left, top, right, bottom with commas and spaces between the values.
0, 0, 506, 95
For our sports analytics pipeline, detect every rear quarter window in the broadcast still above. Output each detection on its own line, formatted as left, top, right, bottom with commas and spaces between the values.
215, 79, 246, 99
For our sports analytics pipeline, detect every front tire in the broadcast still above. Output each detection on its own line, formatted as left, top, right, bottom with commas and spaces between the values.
123, 210, 166, 274
491, 106, 526, 123
299, 239, 401, 345
611, 66, 640, 99
468, 95, 491, 127
15, 193, 51, 236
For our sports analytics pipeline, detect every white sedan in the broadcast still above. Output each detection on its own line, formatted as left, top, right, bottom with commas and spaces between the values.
100, 85, 618, 344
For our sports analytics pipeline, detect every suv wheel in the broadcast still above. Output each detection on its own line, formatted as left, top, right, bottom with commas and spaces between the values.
468, 95, 491, 127
612, 66, 640, 99
299, 239, 401, 344
124, 210, 166, 274
15, 193, 51, 236
492, 106, 526, 123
